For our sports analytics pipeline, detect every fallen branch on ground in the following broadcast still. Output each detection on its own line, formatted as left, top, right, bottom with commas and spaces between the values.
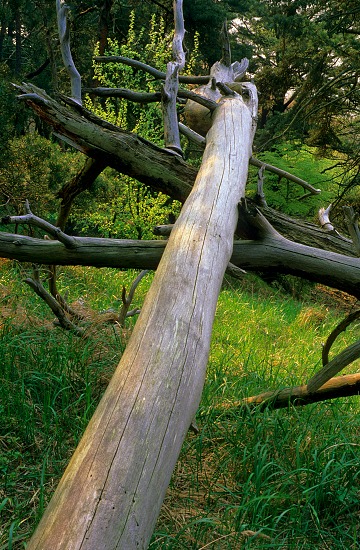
232, 372, 360, 410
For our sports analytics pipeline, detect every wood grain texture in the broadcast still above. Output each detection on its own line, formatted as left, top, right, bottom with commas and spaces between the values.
27, 95, 254, 550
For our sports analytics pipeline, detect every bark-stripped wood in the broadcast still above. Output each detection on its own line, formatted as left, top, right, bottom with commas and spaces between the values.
13, 84, 355, 259
27, 92, 256, 549
1, 229, 360, 298
161, 0, 185, 153
56, 0, 81, 105
15, 83, 195, 203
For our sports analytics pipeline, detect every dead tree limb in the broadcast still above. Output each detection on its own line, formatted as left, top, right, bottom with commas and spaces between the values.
56, 157, 107, 230
343, 205, 360, 256
249, 157, 321, 195
56, 0, 81, 105
8, 85, 359, 258
2, 201, 77, 248
319, 204, 335, 232
307, 339, 360, 393
1, 227, 360, 298
237, 373, 360, 410
254, 164, 267, 207
161, 0, 186, 154
15, 82, 195, 203
94, 55, 210, 84
322, 310, 360, 365
83, 86, 217, 110
24, 277, 84, 336
118, 270, 149, 326
178, 122, 320, 196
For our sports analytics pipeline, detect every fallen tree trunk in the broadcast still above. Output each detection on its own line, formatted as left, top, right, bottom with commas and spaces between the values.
1, 231, 359, 298
27, 93, 255, 549
15, 83, 195, 203
13, 83, 356, 257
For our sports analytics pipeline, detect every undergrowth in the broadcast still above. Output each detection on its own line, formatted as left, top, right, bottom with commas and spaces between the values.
0, 261, 359, 549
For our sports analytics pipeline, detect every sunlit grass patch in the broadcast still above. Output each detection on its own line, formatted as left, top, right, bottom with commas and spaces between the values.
1, 262, 359, 548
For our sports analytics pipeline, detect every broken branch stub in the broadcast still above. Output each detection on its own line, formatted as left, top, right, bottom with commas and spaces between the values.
183, 56, 250, 137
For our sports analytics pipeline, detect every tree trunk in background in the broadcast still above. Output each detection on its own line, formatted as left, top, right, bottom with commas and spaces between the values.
27, 94, 255, 549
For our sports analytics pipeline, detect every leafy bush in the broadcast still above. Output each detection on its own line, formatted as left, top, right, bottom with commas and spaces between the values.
0, 133, 81, 222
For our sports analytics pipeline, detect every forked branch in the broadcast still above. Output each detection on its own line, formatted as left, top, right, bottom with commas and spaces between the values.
118, 270, 149, 326
24, 277, 85, 336
1, 201, 77, 248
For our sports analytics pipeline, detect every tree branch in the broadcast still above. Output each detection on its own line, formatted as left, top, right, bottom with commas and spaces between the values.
1, 201, 77, 248
162, 1, 186, 154
322, 310, 360, 365
12, 84, 358, 260
118, 270, 149, 326
250, 157, 321, 195
56, 0, 82, 105
94, 55, 210, 84
178, 122, 321, 196
24, 277, 85, 336
15, 82, 195, 202
307, 339, 360, 393
83, 86, 217, 110
343, 205, 360, 256
236, 373, 360, 410
1, 230, 359, 298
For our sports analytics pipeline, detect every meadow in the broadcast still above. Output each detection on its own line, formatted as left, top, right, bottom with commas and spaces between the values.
0, 260, 359, 549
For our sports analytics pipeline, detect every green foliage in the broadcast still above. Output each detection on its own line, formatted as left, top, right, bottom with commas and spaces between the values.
77, 12, 182, 239
0, 134, 81, 220
248, 142, 343, 219
1, 263, 359, 548
71, 169, 176, 239
0, 263, 130, 546
231, 0, 360, 202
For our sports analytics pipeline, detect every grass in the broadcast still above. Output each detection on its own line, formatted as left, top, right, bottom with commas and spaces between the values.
0, 261, 359, 548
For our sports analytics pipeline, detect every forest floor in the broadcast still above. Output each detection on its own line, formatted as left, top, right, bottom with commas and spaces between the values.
0, 260, 359, 549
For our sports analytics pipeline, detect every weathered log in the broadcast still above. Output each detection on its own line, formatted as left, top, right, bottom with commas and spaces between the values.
12, 83, 358, 257
237, 373, 360, 410
1, 231, 359, 298
15, 83, 195, 203
26, 91, 256, 548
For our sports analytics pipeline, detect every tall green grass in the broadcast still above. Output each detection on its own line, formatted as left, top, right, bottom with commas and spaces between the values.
0, 263, 359, 549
